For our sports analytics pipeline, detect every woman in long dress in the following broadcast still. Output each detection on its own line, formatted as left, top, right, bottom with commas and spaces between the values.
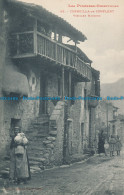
98, 133, 105, 155
9, 127, 31, 184
109, 135, 116, 157
115, 136, 122, 156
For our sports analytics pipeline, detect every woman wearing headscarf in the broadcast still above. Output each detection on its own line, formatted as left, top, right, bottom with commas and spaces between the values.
9, 126, 31, 184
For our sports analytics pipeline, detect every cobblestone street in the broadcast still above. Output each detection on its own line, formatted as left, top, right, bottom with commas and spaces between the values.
1, 149, 124, 195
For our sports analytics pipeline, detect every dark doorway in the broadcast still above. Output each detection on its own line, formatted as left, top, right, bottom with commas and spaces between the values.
39, 71, 47, 115
81, 123, 84, 150
10, 118, 21, 136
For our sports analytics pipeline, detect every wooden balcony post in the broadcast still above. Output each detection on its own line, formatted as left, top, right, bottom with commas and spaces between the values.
69, 71, 71, 97
62, 66, 64, 98
17, 34, 19, 55
55, 43, 57, 62
34, 18, 37, 54
54, 31, 57, 41
75, 42, 77, 68
54, 29, 58, 62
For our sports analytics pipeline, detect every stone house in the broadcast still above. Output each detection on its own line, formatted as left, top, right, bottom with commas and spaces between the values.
109, 114, 124, 144
0, 0, 100, 170
95, 101, 120, 139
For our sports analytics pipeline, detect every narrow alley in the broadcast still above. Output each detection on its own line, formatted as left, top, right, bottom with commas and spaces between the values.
1, 149, 124, 195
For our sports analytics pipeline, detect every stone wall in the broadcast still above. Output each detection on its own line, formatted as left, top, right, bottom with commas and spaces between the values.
0, 0, 7, 157
69, 82, 90, 155
119, 121, 124, 143
49, 101, 64, 165
3, 63, 41, 155
95, 101, 114, 137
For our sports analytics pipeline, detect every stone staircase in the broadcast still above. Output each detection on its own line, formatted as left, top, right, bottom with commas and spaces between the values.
0, 157, 10, 182
26, 114, 57, 173
0, 102, 64, 180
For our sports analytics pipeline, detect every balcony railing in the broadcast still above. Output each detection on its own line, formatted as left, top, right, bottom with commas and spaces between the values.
9, 31, 91, 81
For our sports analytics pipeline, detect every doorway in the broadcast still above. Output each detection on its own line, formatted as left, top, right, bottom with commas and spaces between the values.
10, 118, 21, 136
39, 71, 47, 115
81, 123, 84, 150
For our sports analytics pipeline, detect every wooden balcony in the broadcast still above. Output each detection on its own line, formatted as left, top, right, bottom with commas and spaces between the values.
9, 31, 91, 81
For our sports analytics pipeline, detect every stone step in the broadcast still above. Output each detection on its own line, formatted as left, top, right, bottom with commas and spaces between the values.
28, 154, 49, 162
28, 146, 44, 151
30, 166, 41, 173
43, 140, 52, 145
35, 117, 49, 124
46, 136, 56, 141
37, 114, 49, 119
27, 133, 48, 138
32, 121, 49, 126
28, 126, 49, 131
28, 150, 43, 155
28, 140, 46, 145
28, 147, 44, 152
37, 130, 49, 134
28, 141, 43, 146
29, 136, 46, 140
45, 143, 54, 149
30, 132, 46, 137
49, 131, 57, 136
29, 161, 40, 166
51, 127, 57, 131
28, 128, 49, 133
29, 150, 43, 155
28, 145, 44, 150
29, 157, 46, 163
28, 135, 48, 140
31, 124, 49, 128
37, 129, 49, 133
24, 115, 55, 170
35, 135, 48, 138
28, 148, 51, 155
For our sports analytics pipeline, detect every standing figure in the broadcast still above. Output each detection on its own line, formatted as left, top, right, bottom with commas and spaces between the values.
9, 127, 31, 184
104, 139, 109, 156
98, 133, 105, 155
93, 138, 98, 154
115, 135, 122, 156
109, 135, 116, 157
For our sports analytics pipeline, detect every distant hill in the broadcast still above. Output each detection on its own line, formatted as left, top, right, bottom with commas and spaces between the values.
101, 78, 124, 114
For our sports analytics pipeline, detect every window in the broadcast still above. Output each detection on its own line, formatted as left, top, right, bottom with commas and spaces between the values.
10, 118, 21, 136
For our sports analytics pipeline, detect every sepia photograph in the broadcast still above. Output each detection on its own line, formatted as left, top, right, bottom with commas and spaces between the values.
0, 0, 124, 194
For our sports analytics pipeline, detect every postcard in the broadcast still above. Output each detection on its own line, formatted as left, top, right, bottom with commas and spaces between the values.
0, 0, 124, 194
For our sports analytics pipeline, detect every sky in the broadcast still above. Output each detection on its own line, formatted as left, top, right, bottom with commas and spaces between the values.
18, 0, 124, 84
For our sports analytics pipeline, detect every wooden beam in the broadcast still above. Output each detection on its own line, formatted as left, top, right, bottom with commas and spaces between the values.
34, 18, 37, 54
69, 71, 71, 97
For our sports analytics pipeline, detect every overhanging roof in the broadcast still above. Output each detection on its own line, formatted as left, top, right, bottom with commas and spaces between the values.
6, 0, 87, 42
2, 65, 29, 96
65, 44, 92, 64
91, 67, 100, 80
